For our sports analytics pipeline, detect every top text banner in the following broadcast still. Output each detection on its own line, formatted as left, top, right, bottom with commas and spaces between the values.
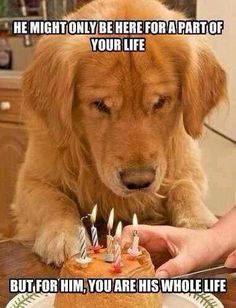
12, 20, 224, 35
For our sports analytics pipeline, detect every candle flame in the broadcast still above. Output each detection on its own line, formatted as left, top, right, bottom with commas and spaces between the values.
107, 208, 114, 230
115, 221, 122, 237
91, 204, 97, 224
133, 213, 138, 228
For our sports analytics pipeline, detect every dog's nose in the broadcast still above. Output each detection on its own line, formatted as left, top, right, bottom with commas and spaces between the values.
120, 167, 155, 190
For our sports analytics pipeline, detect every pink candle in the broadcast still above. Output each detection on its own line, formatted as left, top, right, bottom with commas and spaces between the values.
114, 241, 121, 268
113, 221, 122, 272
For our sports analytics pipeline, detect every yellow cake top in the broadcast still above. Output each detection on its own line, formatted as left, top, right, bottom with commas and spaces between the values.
61, 247, 155, 279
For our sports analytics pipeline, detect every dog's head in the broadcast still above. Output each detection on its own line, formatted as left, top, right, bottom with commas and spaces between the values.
23, 0, 227, 197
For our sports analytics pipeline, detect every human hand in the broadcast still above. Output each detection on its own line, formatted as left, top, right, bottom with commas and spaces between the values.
122, 225, 226, 277
225, 249, 236, 268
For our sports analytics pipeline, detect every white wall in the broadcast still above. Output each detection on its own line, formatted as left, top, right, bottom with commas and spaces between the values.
197, 0, 236, 141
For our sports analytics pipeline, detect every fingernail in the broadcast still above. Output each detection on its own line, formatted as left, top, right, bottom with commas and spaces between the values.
155, 270, 169, 278
225, 256, 236, 268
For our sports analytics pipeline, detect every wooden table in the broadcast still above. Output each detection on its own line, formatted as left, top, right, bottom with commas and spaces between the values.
0, 240, 235, 308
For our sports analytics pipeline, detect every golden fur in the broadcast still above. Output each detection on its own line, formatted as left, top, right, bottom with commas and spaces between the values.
12, 0, 227, 265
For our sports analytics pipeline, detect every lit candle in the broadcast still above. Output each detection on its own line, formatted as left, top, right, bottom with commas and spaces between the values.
104, 208, 114, 263
113, 221, 123, 273
89, 204, 101, 252
77, 216, 91, 268
128, 213, 141, 257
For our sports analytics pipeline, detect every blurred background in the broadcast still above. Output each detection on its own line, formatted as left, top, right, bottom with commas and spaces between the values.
0, 0, 235, 238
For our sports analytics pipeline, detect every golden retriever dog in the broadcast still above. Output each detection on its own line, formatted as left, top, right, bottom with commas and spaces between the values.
12, 0, 227, 265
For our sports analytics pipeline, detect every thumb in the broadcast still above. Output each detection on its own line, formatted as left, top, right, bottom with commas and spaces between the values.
225, 250, 236, 268
155, 254, 196, 278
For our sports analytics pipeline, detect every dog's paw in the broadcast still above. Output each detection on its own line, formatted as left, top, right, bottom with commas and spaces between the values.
33, 224, 90, 266
177, 214, 218, 229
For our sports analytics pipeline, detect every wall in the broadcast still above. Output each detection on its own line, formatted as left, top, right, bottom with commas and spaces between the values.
197, 0, 236, 141
197, 0, 236, 215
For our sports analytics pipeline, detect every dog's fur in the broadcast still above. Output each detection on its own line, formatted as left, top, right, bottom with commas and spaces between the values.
12, 0, 227, 265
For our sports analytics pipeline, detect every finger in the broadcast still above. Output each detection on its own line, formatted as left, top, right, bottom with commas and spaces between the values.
122, 224, 164, 250
122, 225, 149, 246
122, 224, 177, 253
122, 225, 133, 247
155, 254, 196, 278
225, 250, 236, 268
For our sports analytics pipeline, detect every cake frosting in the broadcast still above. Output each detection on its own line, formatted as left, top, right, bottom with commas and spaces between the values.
54, 247, 162, 308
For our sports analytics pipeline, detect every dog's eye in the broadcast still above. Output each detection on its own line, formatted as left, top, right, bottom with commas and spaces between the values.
153, 96, 168, 110
92, 100, 110, 114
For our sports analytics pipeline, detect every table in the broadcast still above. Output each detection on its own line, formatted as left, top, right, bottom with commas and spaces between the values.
0, 240, 235, 307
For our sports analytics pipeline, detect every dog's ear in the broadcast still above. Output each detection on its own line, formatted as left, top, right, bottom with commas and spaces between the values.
23, 36, 76, 147
181, 39, 227, 138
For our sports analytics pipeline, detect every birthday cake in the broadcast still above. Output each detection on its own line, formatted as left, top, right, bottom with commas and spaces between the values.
54, 247, 162, 308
